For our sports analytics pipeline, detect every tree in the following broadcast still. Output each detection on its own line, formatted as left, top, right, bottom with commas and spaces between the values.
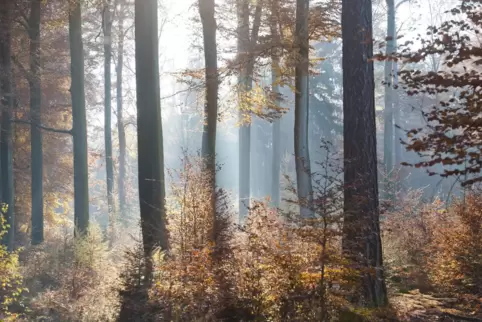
29, 0, 43, 245
69, 0, 90, 235
341, 0, 387, 306
103, 0, 115, 243
397, 0, 482, 187
135, 0, 169, 280
116, 0, 127, 220
294, 0, 313, 218
237, 0, 263, 223
270, 0, 282, 208
0, 0, 15, 251
199, 0, 219, 239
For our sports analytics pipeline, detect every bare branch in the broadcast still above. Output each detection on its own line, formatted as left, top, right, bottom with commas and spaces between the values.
12, 119, 73, 135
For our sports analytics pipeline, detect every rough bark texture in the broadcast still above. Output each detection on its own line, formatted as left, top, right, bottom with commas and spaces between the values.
294, 0, 314, 218
29, 0, 43, 245
135, 0, 169, 280
0, 0, 15, 251
341, 0, 388, 307
103, 1, 115, 244
69, 0, 90, 235
237, 0, 251, 223
383, 0, 395, 176
270, 1, 281, 208
199, 0, 218, 241
116, 0, 127, 220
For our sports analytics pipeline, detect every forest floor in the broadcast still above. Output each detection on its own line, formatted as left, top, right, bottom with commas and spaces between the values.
392, 290, 482, 321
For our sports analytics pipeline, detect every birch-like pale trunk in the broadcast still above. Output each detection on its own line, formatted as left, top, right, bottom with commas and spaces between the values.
383, 0, 395, 178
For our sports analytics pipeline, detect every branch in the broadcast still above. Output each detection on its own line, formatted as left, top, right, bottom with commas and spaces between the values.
395, 0, 410, 10
11, 55, 33, 83
12, 119, 73, 135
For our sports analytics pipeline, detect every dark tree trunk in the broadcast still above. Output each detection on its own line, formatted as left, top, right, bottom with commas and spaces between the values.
294, 0, 313, 218
341, 0, 388, 307
199, 0, 218, 241
69, 0, 90, 235
135, 0, 169, 281
116, 0, 127, 220
0, 0, 15, 251
103, 1, 115, 244
29, 0, 43, 245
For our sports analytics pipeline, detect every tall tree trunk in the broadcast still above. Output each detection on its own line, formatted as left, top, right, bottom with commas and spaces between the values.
199, 0, 218, 241
135, 0, 169, 282
294, 0, 313, 218
69, 0, 90, 235
237, 0, 262, 223
341, 0, 388, 307
237, 0, 251, 223
0, 0, 14, 251
103, 1, 115, 244
29, 0, 43, 245
116, 0, 127, 219
383, 0, 395, 178
270, 1, 281, 208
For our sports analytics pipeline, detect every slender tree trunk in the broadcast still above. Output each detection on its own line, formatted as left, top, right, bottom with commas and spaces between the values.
270, 1, 281, 208
341, 0, 388, 307
237, 0, 251, 223
383, 0, 395, 178
29, 0, 43, 245
103, 1, 115, 244
199, 0, 218, 241
116, 0, 127, 219
0, 0, 14, 251
294, 0, 313, 218
69, 0, 90, 235
135, 0, 169, 282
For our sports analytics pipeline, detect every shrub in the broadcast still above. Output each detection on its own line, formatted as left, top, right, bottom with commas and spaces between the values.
22, 225, 120, 321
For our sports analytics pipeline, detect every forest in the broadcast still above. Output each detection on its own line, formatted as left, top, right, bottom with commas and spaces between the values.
0, 0, 481, 320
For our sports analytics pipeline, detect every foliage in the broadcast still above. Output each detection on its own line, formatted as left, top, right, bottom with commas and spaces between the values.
22, 225, 120, 321
389, 0, 482, 186
383, 189, 482, 297
0, 213, 27, 321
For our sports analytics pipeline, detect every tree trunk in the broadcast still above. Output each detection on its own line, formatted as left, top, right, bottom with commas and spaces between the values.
103, 1, 115, 244
116, 0, 127, 220
270, 1, 281, 208
29, 0, 43, 245
69, 0, 90, 235
199, 0, 218, 241
341, 0, 388, 307
294, 0, 314, 218
0, 0, 15, 251
237, 0, 251, 223
383, 0, 395, 177
135, 0, 169, 281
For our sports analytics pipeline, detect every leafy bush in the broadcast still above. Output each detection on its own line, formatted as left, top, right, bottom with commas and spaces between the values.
22, 225, 120, 321
0, 213, 27, 321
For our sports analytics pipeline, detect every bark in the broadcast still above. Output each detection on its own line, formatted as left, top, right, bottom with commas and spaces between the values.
135, 0, 169, 281
237, 0, 251, 223
237, 0, 263, 223
69, 0, 90, 235
341, 0, 388, 307
0, 0, 15, 251
270, 0, 281, 208
383, 0, 395, 177
294, 0, 314, 218
199, 0, 218, 241
103, 1, 115, 244
29, 0, 43, 245
116, 0, 127, 220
